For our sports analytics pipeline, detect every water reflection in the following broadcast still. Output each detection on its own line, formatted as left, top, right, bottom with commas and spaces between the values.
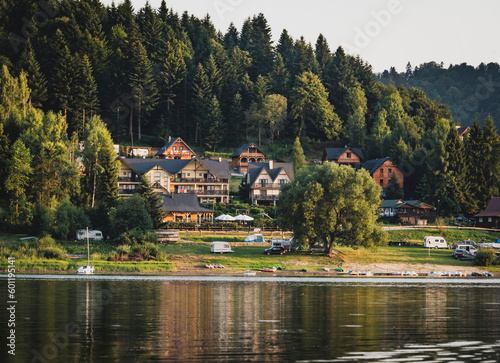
2, 275, 500, 362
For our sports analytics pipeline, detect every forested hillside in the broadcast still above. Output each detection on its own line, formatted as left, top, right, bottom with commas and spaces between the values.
377, 62, 500, 130
0, 0, 499, 234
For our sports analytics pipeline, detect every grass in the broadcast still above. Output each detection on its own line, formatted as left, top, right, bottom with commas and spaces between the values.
2, 227, 500, 273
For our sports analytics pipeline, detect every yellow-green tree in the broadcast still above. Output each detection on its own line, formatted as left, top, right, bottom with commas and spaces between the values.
278, 163, 386, 255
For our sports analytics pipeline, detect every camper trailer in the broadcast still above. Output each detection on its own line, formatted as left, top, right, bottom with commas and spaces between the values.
211, 242, 234, 254
423, 236, 449, 249
271, 238, 292, 252
76, 229, 103, 241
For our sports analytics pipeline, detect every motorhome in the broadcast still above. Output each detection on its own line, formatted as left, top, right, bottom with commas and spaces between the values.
211, 242, 234, 254
271, 238, 292, 252
423, 236, 449, 249
76, 229, 103, 241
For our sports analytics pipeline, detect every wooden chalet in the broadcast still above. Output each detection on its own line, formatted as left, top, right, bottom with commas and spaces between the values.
117, 157, 231, 203
456, 126, 470, 141
159, 194, 214, 223
361, 157, 404, 192
322, 147, 364, 166
379, 199, 436, 225
246, 160, 294, 205
230, 143, 266, 173
474, 197, 500, 229
155, 137, 196, 159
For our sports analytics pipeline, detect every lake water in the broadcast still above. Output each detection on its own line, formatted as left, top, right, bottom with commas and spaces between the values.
2, 275, 500, 362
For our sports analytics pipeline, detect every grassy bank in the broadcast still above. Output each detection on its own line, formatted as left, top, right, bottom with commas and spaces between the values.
1, 228, 499, 273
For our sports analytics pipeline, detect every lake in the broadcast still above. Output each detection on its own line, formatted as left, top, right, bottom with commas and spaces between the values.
1, 275, 500, 362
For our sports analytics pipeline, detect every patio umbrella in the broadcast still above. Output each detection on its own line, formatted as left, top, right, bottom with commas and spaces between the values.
215, 214, 236, 221
234, 214, 254, 221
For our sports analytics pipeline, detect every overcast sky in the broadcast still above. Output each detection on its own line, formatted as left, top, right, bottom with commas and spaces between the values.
101, 0, 500, 73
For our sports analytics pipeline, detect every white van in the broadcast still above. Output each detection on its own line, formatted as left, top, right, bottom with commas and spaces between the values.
423, 236, 449, 249
210, 241, 234, 254
76, 229, 103, 241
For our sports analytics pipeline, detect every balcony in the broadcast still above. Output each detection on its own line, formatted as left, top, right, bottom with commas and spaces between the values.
118, 176, 141, 183
119, 189, 138, 195
176, 190, 229, 196
171, 177, 227, 184
253, 183, 285, 189
253, 195, 279, 201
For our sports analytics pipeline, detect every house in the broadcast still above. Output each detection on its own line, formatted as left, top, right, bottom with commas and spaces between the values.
379, 199, 436, 225
474, 197, 500, 229
155, 137, 196, 159
230, 143, 266, 173
159, 194, 214, 223
117, 157, 231, 204
456, 126, 470, 141
246, 160, 294, 205
361, 157, 404, 193
322, 147, 364, 166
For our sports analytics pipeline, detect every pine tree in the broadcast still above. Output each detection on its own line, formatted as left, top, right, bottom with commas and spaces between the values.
204, 95, 223, 151
74, 54, 99, 138
315, 34, 332, 76
192, 63, 212, 143
129, 38, 158, 142
291, 137, 306, 175
17, 40, 47, 108
51, 30, 75, 123
137, 175, 166, 229
464, 120, 483, 214
269, 53, 290, 98
481, 116, 500, 205
223, 23, 239, 52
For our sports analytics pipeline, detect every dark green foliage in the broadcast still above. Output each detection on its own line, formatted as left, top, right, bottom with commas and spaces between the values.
137, 175, 166, 230
474, 249, 499, 267
111, 194, 154, 238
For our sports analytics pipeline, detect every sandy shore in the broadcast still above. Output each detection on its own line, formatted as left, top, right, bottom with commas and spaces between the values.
334, 262, 489, 275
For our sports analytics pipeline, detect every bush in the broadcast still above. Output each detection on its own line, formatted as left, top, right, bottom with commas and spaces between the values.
115, 229, 157, 246
36, 235, 56, 249
116, 244, 132, 256
475, 249, 499, 266
38, 245, 66, 259
138, 242, 160, 260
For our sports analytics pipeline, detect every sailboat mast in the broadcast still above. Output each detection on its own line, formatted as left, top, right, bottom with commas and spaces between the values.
87, 227, 90, 266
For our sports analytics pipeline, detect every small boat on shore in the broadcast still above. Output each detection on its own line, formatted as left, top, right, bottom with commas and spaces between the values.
244, 269, 256, 276
260, 267, 277, 272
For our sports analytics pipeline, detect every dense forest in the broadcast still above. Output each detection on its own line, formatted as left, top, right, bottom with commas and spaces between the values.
378, 61, 500, 130
0, 0, 499, 235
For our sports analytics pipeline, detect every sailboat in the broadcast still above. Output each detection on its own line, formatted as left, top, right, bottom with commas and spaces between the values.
76, 227, 95, 274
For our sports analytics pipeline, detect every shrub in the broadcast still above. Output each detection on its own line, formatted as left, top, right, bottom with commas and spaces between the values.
475, 249, 499, 266
38, 245, 66, 259
138, 242, 160, 260
36, 235, 56, 249
116, 244, 132, 256
115, 229, 157, 246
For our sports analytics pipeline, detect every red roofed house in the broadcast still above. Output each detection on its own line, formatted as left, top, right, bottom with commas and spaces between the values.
474, 197, 500, 229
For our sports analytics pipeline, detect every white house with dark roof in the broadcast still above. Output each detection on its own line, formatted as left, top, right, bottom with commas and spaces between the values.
246, 160, 294, 205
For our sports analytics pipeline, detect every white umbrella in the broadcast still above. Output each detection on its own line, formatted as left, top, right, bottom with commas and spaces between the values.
215, 214, 236, 221
234, 214, 254, 221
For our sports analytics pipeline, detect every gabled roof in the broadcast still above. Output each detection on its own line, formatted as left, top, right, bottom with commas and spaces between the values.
361, 157, 391, 175
324, 147, 364, 161
159, 194, 214, 213
405, 200, 435, 209
456, 126, 470, 136
247, 161, 294, 186
475, 197, 500, 217
231, 143, 266, 158
380, 199, 404, 208
155, 137, 196, 157
120, 158, 191, 175
199, 158, 231, 179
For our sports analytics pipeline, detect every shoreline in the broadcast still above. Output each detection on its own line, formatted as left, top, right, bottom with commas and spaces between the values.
4, 262, 495, 277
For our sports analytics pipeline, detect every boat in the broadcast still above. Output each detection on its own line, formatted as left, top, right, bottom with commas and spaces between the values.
260, 267, 277, 272
244, 269, 256, 276
428, 271, 443, 277
393, 271, 404, 276
360, 271, 373, 276
76, 227, 95, 275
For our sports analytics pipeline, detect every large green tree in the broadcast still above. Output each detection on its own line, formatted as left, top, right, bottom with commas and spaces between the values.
278, 163, 386, 255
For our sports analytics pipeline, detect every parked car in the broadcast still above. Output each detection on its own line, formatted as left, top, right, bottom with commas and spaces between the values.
264, 246, 285, 255
452, 249, 474, 259
452, 240, 477, 249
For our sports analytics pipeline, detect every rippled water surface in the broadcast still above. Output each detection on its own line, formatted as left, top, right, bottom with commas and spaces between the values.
1, 275, 500, 362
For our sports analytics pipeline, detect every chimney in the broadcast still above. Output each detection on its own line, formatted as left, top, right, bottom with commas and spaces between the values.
168, 136, 171, 142
269, 159, 273, 170
218, 157, 222, 163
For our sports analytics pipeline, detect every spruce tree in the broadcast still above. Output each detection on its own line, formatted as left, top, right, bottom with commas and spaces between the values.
17, 40, 47, 108
204, 95, 223, 151
74, 54, 99, 138
291, 137, 306, 175
137, 175, 166, 229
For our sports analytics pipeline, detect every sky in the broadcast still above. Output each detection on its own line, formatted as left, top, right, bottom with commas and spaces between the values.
101, 0, 500, 73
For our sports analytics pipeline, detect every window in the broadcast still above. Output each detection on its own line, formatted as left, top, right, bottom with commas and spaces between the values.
488, 217, 492, 222
380, 168, 384, 174
380, 179, 384, 186
261, 190, 267, 196
259, 179, 268, 186
173, 146, 177, 152
388, 168, 392, 174
279, 179, 287, 185
198, 186, 203, 192
346, 152, 351, 158
479, 218, 483, 222
180, 146, 183, 151
154, 172, 161, 183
